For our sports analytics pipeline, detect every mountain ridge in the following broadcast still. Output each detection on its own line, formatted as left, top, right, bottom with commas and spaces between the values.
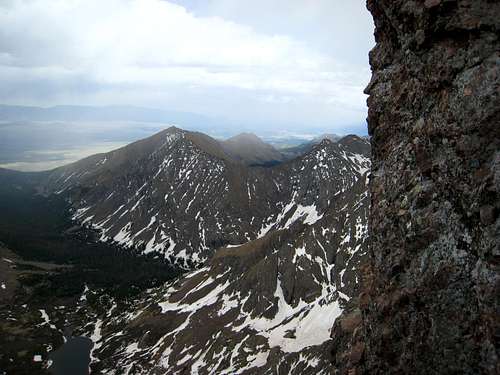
0, 125, 371, 373
39, 127, 370, 267
45, 128, 371, 374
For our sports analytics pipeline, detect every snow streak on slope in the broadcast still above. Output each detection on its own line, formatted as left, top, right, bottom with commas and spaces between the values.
41, 129, 371, 373
46, 131, 370, 270
51, 129, 233, 265
84, 170, 370, 374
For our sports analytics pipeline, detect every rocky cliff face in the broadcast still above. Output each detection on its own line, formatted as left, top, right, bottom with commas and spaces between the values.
345, 1, 499, 374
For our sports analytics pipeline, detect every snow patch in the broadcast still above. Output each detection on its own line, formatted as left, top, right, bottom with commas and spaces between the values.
39, 309, 56, 329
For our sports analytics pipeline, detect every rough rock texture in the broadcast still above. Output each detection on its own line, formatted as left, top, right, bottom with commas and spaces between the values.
342, 0, 499, 374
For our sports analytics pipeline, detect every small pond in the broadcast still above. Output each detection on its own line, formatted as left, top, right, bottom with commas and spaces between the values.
49, 335, 93, 375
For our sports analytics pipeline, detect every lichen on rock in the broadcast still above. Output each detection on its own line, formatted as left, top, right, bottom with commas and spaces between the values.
333, 1, 499, 374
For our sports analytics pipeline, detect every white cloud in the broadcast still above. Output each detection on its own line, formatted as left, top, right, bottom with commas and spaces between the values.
0, 0, 373, 131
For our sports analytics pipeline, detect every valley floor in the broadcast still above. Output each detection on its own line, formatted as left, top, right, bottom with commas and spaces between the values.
0, 186, 184, 374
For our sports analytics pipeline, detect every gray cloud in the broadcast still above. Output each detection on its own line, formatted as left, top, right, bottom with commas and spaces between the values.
0, 0, 374, 133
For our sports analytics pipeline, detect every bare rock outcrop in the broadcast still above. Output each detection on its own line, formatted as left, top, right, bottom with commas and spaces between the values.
345, 1, 500, 374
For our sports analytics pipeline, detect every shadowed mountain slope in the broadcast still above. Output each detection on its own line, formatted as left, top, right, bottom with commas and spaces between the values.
1, 126, 371, 373
41, 127, 370, 268
220, 132, 285, 166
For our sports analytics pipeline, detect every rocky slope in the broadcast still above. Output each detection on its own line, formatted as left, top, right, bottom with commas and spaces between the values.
280, 134, 364, 160
42, 127, 370, 269
334, 1, 499, 374
71, 152, 370, 375
0, 117, 372, 373
12, 126, 370, 373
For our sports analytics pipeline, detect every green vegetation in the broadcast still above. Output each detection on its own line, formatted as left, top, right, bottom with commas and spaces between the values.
0, 180, 183, 299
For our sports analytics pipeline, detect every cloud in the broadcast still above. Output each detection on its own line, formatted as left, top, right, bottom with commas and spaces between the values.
175, 0, 375, 65
0, 0, 373, 131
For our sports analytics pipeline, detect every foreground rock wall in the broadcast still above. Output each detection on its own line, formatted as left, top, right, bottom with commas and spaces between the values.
359, 0, 499, 374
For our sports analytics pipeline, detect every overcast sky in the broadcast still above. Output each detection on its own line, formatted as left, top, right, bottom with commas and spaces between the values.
0, 0, 374, 133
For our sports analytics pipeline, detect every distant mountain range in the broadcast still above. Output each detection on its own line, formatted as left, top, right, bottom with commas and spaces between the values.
0, 104, 368, 171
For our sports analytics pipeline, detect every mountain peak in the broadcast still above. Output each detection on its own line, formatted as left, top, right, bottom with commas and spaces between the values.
337, 134, 371, 155
165, 125, 183, 133
151, 126, 184, 140
317, 138, 333, 146
221, 133, 283, 165
306, 138, 334, 155
312, 133, 342, 143
338, 134, 363, 143
226, 132, 264, 144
